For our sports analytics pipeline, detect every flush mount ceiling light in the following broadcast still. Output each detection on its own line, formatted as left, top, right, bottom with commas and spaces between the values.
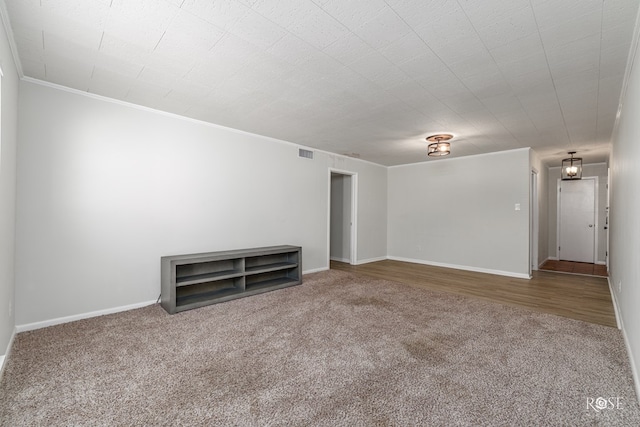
561, 151, 583, 180
427, 134, 453, 157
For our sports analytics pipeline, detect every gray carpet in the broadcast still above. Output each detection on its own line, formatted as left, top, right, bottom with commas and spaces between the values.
1, 269, 639, 426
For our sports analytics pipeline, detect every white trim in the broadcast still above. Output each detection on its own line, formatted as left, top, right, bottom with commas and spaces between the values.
354, 256, 388, 265
0, 327, 16, 381
594, 177, 600, 263
0, 0, 23, 77
330, 256, 351, 263
608, 278, 640, 406
387, 256, 531, 279
15, 300, 157, 333
606, 167, 611, 270
350, 175, 358, 264
327, 168, 358, 266
608, 277, 622, 330
303, 266, 329, 274
556, 178, 561, 259
625, 328, 640, 407
595, 261, 606, 265
530, 169, 539, 274
21, 77, 385, 168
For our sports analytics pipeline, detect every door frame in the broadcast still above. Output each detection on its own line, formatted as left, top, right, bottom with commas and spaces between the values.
530, 169, 539, 274
606, 168, 610, 270
327, 168, 358, 266
556, 176, 599, 263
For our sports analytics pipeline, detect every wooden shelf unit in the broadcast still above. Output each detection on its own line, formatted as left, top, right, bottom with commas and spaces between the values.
161, 245, 302, 314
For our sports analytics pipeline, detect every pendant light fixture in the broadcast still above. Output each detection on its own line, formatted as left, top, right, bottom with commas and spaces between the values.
561, 151, 582, 180
427, 134, 453, 157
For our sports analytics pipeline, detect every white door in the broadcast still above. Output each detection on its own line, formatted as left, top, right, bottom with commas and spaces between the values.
559, 179, 596, 263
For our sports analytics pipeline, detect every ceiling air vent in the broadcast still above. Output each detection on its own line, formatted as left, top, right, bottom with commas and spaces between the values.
299, 148, 314, 159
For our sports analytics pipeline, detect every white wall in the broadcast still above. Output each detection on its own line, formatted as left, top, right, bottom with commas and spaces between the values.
547, 163, 608, 263
387, 148, 531, 278
15, 80, 387, 326
609, 18, 640, 399
0, 11, 19, 367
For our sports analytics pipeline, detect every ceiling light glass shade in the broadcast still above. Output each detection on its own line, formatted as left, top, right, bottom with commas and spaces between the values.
427, 141, 451, 156
561, 152, 582, 180
426, 134, 453, 157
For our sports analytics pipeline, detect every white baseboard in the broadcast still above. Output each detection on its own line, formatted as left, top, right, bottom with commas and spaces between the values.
303, 266, 329, 274
16, 300, 157, 333
387, 256, 531, 279
354, 256, 387, 265
596, 261, 607, 265
608, 279, 640, 406
0, 327, 17, 381
329, 256, 387, 266
626, 331, 640, 408
608, 277, 622, 330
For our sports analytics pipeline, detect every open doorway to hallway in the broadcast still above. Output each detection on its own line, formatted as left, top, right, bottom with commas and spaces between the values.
545, 164, 609, 277
328, 170, 357, 266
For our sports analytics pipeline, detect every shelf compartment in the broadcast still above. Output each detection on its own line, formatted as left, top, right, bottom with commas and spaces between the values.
176, 277, 244, 307
176, 270, 244, 286
245, 261, 298, 275
176, 258, 243, 286
245, 269, 299, 292
245, 252, 299, 270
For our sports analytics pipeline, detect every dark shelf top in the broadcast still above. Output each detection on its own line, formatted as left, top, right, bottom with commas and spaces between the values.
163, 245, 301, 263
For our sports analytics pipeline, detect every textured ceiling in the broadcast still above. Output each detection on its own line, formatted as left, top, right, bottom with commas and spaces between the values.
3, 0, 639, 166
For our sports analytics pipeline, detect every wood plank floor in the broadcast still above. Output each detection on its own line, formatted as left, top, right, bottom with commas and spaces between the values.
539, 259, 608, 277
330, 260, 617, 328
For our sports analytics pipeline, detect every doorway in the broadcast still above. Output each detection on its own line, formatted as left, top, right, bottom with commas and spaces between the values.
328, 169, 357, 266
606, 168, 610, 270
557, 177, 598, 263
530, 169, 539, 274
